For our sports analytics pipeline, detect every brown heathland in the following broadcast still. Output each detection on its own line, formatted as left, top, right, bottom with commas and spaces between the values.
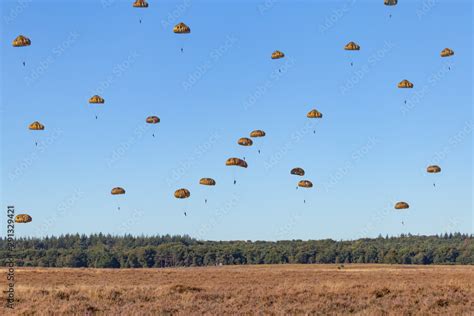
2, 265, 473, 315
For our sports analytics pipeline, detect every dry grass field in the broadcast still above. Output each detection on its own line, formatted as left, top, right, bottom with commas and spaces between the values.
2, 264, 473, 315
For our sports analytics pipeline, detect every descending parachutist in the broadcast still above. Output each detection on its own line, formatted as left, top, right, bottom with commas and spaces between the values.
279, 69, 281, 73
95, 115, 98, 120
23, 62, 26, 67
181, 48, 184, 53
389, 14, 392, 18
401, 221, 404, 225
184, 211, 187, 216
118, 207, 121, 211
433, 183, 436, 187
313, 130, 316, 134
448, 67, 451, 71
205, 199, 207, 204
304, 200, 306, 204
258, 150, 261, 154
35, 142, 37, 146
139, 19, 142, 24
233, 180, 236, 185
350, 62, 353, 67
152, 133, 155, 138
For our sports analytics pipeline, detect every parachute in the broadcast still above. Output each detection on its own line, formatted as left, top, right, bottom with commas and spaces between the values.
133, 0, 148, 7
199, 178, 216, 186
298, 180, 313, 188
427, 165, 441, 173
226, 158, 248, 168
440, 48, 454, 57
174, 188, 190, 199
238, 137, 253, 146
394, 201, 409, 210
291, 168, 305, 176
111, 187, 125, 195
307, 109, 323, 118
384, 0, 397, 5
12, 35, 31, 47
15, 214, 32, 223
29, 121, 44, 130
398, 80, 414, 88
146, 116, 160, 124
250, 130, 266, 138
173, 22, 191, 34
344, 42, 360, 50
271, 50, 285, 59
89, 95, 104, 103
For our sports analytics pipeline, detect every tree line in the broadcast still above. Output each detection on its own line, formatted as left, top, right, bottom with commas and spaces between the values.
0, 233, 472, 268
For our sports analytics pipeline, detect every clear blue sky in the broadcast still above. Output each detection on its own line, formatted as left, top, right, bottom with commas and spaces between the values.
1, 0, 472, 240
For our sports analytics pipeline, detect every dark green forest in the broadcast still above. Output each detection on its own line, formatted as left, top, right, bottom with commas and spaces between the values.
1, 233, 473, 268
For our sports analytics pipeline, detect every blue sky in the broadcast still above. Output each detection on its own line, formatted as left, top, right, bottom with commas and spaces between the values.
1, 0, 472, 240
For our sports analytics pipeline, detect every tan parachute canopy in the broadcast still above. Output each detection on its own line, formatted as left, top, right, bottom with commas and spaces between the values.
15, 214, 32, 223
199, 178, 216, 186
174, 188, 190, 198
427, 165, 441, 173
173, 22, 191, 34
146, 116, 160, 124
29, 121, 44, 130
89, 95, 105, 104
12, 35, 31, 47
250, 130, 266, 138
384, 0, 397, 6
298, 180, 313, 188
291, 168, 305, 176
111, 187, 126, 195
271, 50, 285, 59
398, 80, 414, 88
440, 48, 454, 57
307, 109, 323, 118
133, 0, 148, 7
394, 201, 409, 210
226, 157, 248, 168
344, 42, 360, 50
238, 137, 253, 146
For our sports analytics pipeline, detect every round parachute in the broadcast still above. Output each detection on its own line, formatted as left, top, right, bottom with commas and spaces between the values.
174, 188, 190, 199
250, 130, 266, 138
146, 116, 160, 124
29, 121, 44, 130
384, 0, 397, 5
15, 214, 32, 223
133, 0, 148, 7
344, 42, 360, 50
440, 48, 454, 57
398, 80, 414, 88
226, 157, 248, 168
427, 165, 441, 173
394, 201, 409, 210
173, 22, 191, 34
298, 180, 313, 188
89, 95, 104, 104
12, 35, 31, 47
238, 137, 253, 146
199, 178, 216, 186
271, 50, 285, 59
111, 187, 126, 195
307, 109, 323, 118
291, 168, 305, 176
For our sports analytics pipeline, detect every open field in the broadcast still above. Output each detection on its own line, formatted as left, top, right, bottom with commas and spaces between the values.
2, 265, 473, 315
